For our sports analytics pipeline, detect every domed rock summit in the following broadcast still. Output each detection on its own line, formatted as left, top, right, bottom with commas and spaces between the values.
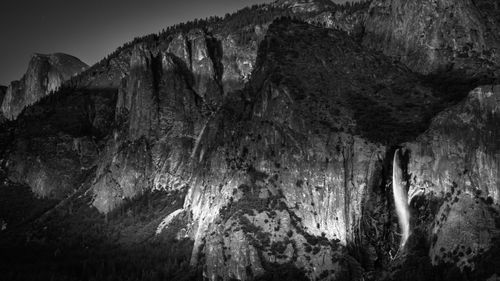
1, 53, 87, 120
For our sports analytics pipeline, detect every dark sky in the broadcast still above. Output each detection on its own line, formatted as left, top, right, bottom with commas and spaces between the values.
0, 0, 346, 85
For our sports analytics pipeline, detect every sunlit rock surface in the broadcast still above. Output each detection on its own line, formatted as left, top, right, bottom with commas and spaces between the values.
402, 85, 500, 276
0, 86, 5, 122
48, 17, 442, 280
307, 8, 366, 39
93, 19, 441, 280
406, 85, 500, 204
275, 0, 335, 13
92, 43, 203, 213
1, 53, 88, 120
0, 1, 500, 280
429, 192, 499, 270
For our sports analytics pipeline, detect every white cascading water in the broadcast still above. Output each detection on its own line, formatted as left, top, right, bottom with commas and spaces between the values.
392, 149, 410, 249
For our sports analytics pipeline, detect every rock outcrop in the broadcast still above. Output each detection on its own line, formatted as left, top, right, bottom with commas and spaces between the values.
363, 0, 500, 77
0, 86, 6, 104
1, 53, 88, 120
4, 87, 116, 199
406, 85, 500, 204
307, 8, 367, 40
89, 18, 445, 280
1, 1, 500, 281
396, 85, 500, 279
92, 43, 204, 213
275, 0, 335, 13
0, 85, 5, 121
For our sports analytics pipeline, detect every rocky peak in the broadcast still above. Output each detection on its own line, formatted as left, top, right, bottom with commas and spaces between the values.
1, 53, 88, 120
185, 29, 223, 104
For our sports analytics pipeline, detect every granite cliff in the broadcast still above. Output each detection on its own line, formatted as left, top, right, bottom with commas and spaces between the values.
1, 53, 88, 120
363, 0, 500, 77
0, 86, 6, 103
0, 1, 499, 281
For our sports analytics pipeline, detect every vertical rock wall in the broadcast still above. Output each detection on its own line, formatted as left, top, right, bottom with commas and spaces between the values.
364, 0, 500, 76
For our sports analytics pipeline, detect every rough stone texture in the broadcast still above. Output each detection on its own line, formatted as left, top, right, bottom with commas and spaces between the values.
0, 86, 6, 123
1, 53, 88, 120
71, 49, 131, 90
429, 192, 500, 270
91, 21, 270, 214
406, 85, 500, 204
74, 17, 459, 280
166, 29, 225, 103
167, 33, 191, 65
218, 32, 261, 94
93, 43, 204, 213
1, 1, 500, 280
92, 137, 153, 213
364, 0, 500, 76
158, 20, 437, 280
122, 44, 160, 140
68, 18, 441, 280
308, 8, 366, 39
403, 85, 500, 275
3, 88, 116, 199
275, 0, 335, 13
187, 29, 223, 105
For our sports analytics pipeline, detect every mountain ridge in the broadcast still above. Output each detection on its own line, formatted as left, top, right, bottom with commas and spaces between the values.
0, 1, 499, 281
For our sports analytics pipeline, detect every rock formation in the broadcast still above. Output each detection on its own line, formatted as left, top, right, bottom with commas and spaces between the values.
1, 53, 88, 120
391, 85, 500, 280
275, 0, 334, 12
0, 85, 6, 104
363, 0, 500, 77
0, 1, 500, 281
0, 85, 5, 121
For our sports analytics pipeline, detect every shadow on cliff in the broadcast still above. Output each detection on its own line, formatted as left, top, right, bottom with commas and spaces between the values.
389, 228, 500, 281
422, 67, 499, 104
348, 67, 499, 146
11, 86, 118, 139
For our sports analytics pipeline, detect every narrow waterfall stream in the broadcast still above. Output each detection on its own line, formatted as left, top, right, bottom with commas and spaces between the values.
392, 149, 410, 248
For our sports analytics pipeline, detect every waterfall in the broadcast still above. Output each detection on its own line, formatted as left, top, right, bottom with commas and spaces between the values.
393, 149, 410, 248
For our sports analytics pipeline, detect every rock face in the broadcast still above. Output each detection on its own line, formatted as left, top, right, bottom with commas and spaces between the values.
92, 43, 204, 213
0, 86, 6, 123
308, 8, 366, 39
364, 0, 500, 76
406, 86, 500, 205
90, 18, 444, 280
1, 1, 500, 281
397, 85, 500, 279
1, 53, 88, 120
4, 87, 116, 199
275, 0, 335, 12
0, 86, 6, 105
